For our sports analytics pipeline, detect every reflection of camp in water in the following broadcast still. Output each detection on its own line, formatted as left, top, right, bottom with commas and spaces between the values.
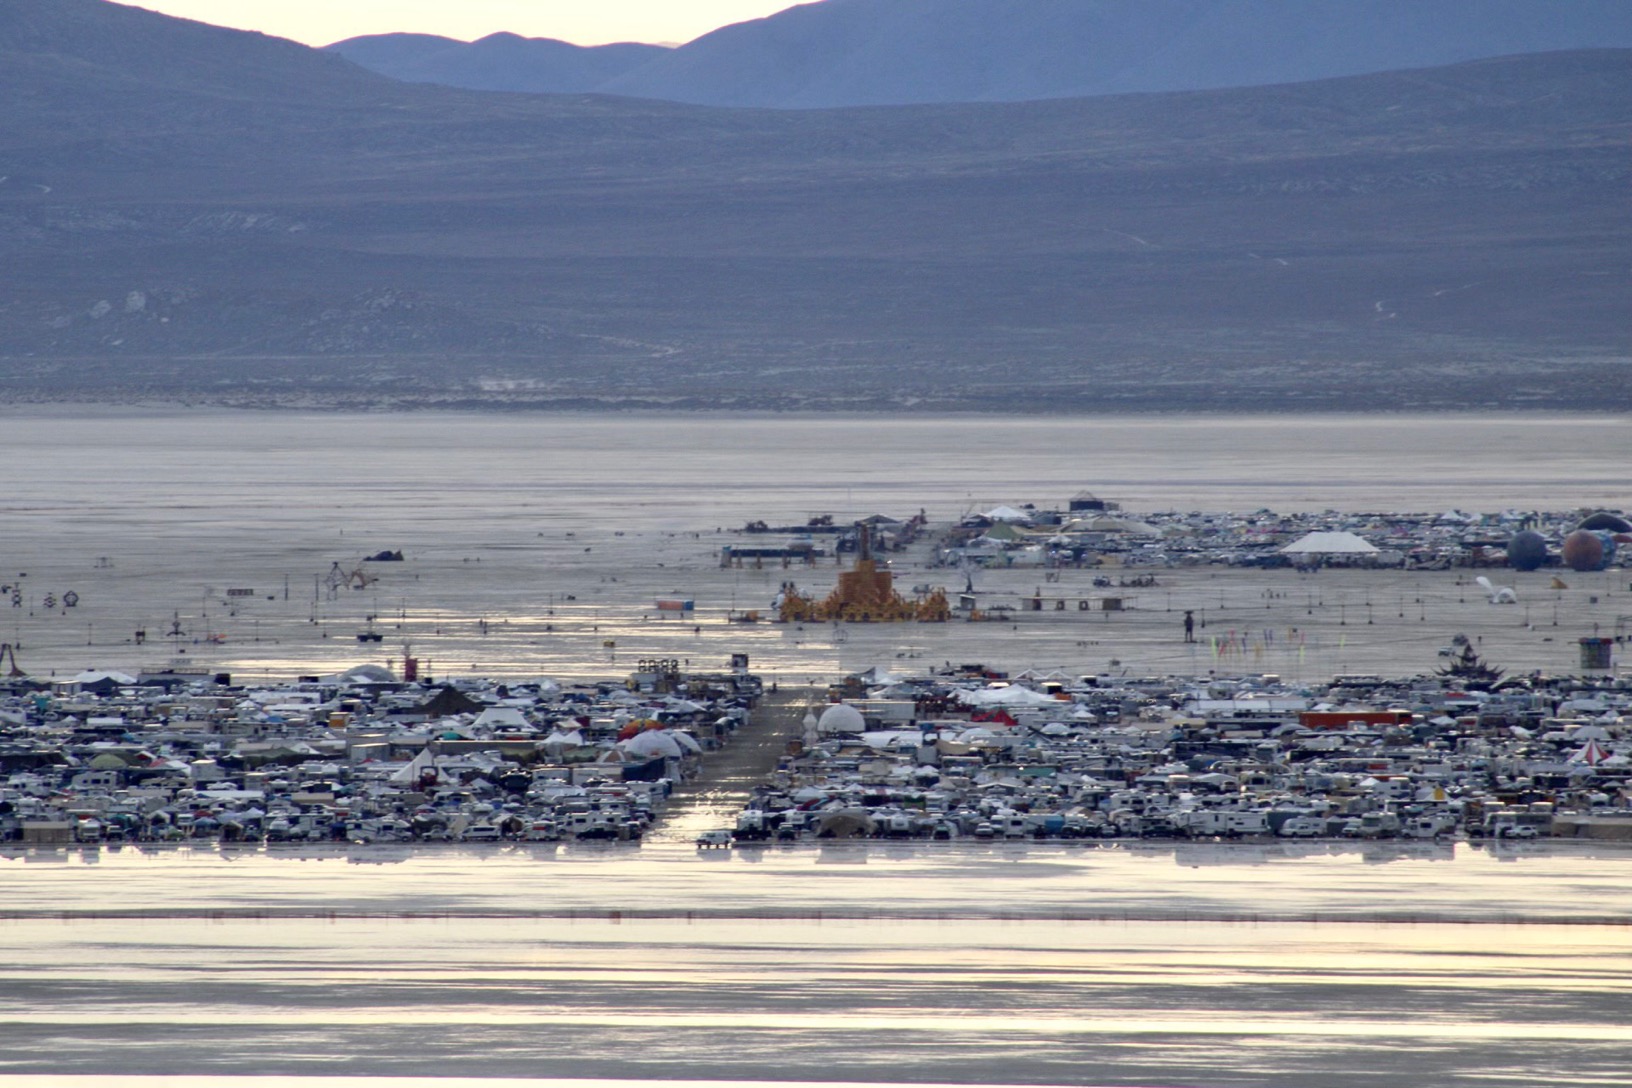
776, 524, 949, 622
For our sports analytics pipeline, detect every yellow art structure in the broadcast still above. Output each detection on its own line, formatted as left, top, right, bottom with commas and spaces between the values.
777, 524, 949, 623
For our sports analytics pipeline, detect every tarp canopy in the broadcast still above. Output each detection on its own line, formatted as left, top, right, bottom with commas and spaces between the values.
472, 707, 530, 731
981, 522, 1026, 542
540, 728, 585, 751
957, 685, 1063, 708
72, 670, 138, 685
1280, 531, 1379, 555
388, 746, 437, 786
620, 730, 684, 760
1070, 515, 1163, 536
859, 730, 928, 749
322, 663, 397, 685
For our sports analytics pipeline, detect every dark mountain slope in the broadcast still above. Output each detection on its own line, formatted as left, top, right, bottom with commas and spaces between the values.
329, 0, 1632, 108
327, 32, 668, 95
1, 1, 1628, 411
321, 32, 467, 71
0, 0, 385, 103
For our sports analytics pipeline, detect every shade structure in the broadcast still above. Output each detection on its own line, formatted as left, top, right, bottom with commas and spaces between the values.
1280, 531, 1379, 555
958, 685, 1063, 708
620, 730, 685, 760
1569, 739, 1613, 766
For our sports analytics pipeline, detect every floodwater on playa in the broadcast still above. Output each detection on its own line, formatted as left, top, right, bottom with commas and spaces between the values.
4, 410, 1631, 1086
2, 841, 1631, 1086
0, 410, 1627, 682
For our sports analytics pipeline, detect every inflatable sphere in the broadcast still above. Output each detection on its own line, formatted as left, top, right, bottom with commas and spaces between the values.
1579, 511, 1632, 534
1507, 530, 1548, 571
1562, 529, 1606, 572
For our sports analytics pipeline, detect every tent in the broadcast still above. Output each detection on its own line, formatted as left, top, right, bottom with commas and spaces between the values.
1569, 739, 1613, 766
618, 717, 663, 739
472, 707, 530, 732
540, 728, 585, 753
388, 746, 438, 786
957, 685, 1063, 708
324, 663, 397, 684
1280, 531, 1379, 556
816, 703, 866, 734
620, 730, 685, 760
816, 809, 876, 838
71, 670, 139, 686
981, 522, 1026, 543
1071, 515, 1163, 537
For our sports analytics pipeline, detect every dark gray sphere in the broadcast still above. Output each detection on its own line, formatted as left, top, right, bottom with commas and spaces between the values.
1578, 511, 1632, 534
1507, 529, 1548, 571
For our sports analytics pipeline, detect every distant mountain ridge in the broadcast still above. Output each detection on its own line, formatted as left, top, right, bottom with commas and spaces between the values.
328, 32, 668, 96
3, 0, 1629, 412
328, 0, 1632, 108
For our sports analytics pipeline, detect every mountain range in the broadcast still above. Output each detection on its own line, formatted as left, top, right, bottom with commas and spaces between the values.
1, 0, 1628, 412
328, 0, 1632, 108
329, 32, 669, 97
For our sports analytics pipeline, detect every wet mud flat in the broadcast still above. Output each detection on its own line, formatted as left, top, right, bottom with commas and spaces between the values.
2, 410, 1626, 683
4, 529, 1624, 683
1, 843, 1630, 1086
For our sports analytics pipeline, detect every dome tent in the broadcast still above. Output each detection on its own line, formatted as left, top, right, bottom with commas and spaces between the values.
816, 703, 866, 735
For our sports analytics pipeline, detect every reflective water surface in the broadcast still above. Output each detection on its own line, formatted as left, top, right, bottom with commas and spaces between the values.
4, 412, 1630, 1084
1, 410, 1628, 680
3, 843, 1629, 1086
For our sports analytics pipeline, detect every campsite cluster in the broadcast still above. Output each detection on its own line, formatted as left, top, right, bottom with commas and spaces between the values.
723, 661, 1632, 845
0, 663, 761, 846
929, 500, 1629, 572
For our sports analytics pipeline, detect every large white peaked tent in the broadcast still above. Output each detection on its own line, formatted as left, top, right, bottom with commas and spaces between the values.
1280, 531, 1379, 555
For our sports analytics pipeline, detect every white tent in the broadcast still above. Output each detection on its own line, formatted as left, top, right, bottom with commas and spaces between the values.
620, 730, 685, 760
983, 505, 1033, 523
388, 746, 438, 786
540, 728, 585, 752
957, 685, 1063, 708
72, 670, 139, 685
816, 703, 867, 734
1070, 515, 1163, 537
1280, 531, 1379, 556
324, 663, 397, 684
472, 707, 530, 732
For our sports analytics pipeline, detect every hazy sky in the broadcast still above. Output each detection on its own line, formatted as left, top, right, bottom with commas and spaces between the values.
128, 1, 800, 47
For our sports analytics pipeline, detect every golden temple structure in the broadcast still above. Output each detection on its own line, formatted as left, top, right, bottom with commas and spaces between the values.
776, 523, 950, 622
